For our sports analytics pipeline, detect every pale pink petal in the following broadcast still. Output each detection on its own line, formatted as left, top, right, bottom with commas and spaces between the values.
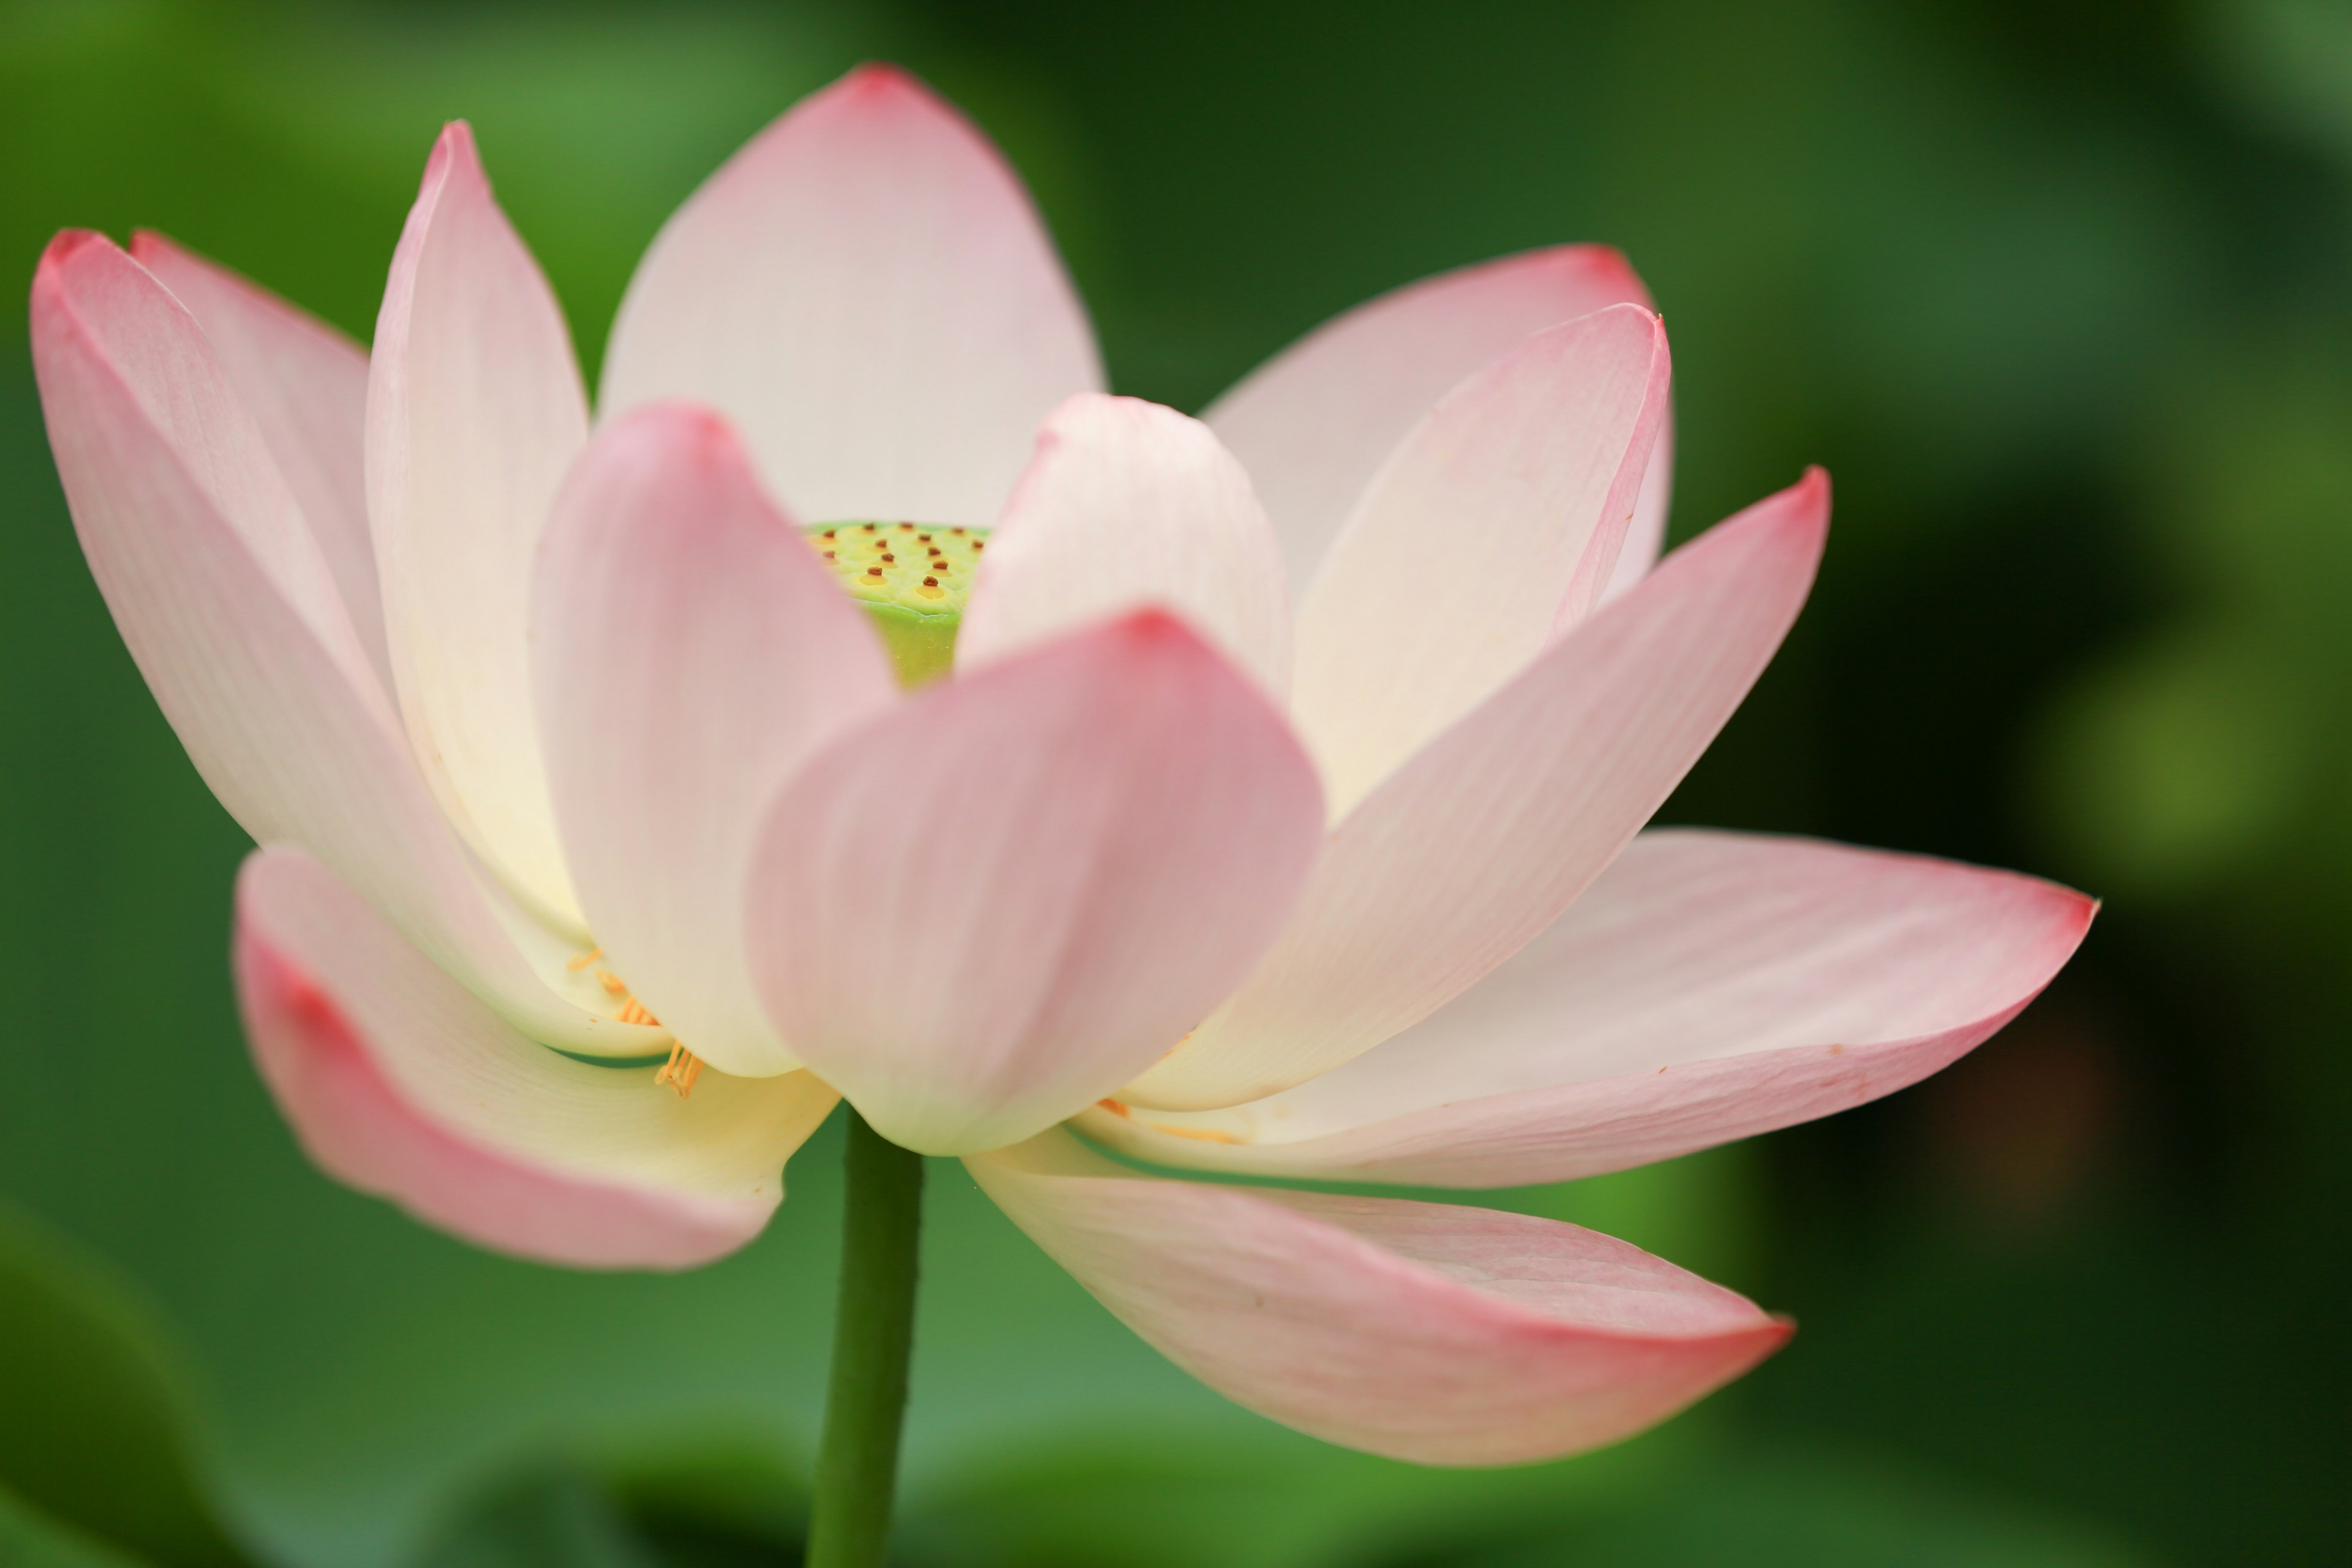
130, 231, 390, 692
958, 393, 1291, 695
533, 403, 897, 1079
1292, 306, 1672, 812
368, 122, 589, 931
1206, 246, 1669, 594
31, 231, 640, 1058
968, 1131, 1787, 1465
1125, 473, 1829, 1112
743, 612, 1323, 1155
601, 64, 1102, 526
236, 848, 835, 1269
1602, 419, 1675, 605
1087, 831, 2095, 1184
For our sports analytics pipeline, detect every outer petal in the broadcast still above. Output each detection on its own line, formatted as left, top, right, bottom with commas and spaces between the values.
958, 393, 1291, 695
130, 232, 390, 693
743, 612, 1324, 1155
533, 403, 897, 1079
29, 232, 641, 1058
600, 64, 1102, 525
1291, 305, 1671, 812
236, 847, 837, 1270
368, 122, 589, 930
968, 1131, 1788, 1466
1125, 472, 1828, 1111
1205, 246, 1668, 595
1086, 831, 2096, 1184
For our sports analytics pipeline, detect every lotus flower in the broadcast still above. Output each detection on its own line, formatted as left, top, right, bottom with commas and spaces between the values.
29, 64, 2092, 1466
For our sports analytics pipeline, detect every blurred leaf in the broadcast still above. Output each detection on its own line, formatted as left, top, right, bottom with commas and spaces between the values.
0, 1484, 154, 1568
0, 1201, 246, 1566
1446, 1446, 2156, 1568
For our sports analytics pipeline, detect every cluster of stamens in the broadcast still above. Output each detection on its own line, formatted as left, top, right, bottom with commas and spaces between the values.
568, 946, 703, 1098
809, 521, 985, 613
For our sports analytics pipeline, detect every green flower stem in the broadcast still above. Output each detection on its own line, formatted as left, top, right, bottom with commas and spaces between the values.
807, 1108, 926, 1568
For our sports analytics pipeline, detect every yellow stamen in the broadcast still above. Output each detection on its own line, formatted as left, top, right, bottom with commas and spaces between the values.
565, 946, 604, 973
1151, 1122, 1241, 1145
653, 1040, 705, 1099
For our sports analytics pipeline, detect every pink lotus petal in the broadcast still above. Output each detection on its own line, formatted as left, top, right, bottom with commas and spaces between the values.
601, 64, 1102, 526
968, 1131, 1788, 1465
368, 121, 589, 931
959, 393, 1292, 696
743, 612, 1324, 1155
533, 403, 897, 1079
1205, 246, 1670, 595
31, 231, 636, 1058
236, 846, 836, 1270
1086, 830, 2097, 1185
131, 232, 389, 692
1125, 472, 1829, 1112
1291, 305, 1672, 812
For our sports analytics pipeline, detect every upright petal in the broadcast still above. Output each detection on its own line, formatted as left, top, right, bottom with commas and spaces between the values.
970, 1132, 1787, 1466
1087, 831, 2096, 1184
130, 232, 390, 692
533, 403, 898, 1079
1292, 306, 1672, 812
31, 232, 635, 1057
601, 64, 1102, 525
236, 848, 835, 1269
369, 122, 589, 930
958, 393, 1291, 695
743, 613, 1324, 1155
1205, 246, 1667, 592
1125, 473, 1828, 1111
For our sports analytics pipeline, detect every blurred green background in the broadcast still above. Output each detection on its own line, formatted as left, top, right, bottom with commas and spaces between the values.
3, 0, 2348, 1562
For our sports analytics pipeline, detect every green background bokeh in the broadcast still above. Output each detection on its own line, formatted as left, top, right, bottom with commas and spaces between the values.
2, 0, 2347, 1563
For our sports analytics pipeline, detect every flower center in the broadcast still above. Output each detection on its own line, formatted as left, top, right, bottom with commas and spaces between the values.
805, 521, 987, 687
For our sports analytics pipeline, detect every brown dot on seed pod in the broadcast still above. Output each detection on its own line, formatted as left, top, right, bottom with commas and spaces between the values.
922, 575, 938, 587
862, 522, 878, 532
881, 552, 895, 563
897, 522, 914, 531
971, 540, 986, 552
823, 551, 836, 560
865, 567, 883, 578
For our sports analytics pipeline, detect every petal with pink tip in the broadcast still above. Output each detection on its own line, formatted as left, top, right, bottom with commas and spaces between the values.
959, 394, 1291, 695
236, 847, 835, 1268
1292, 305, 1672, 812
1124, 473, 1828, 1112
369, 122, 589, 931
1206, 246, 1671, 595
31, 232, 641, 1058
533, 403, 897, 1079
968, 1131, 1787, 1464
1086, 831, 2095, 1185
743, 612, 1324, 1155
601, 64, 1102, 526
130, 232, 390, 693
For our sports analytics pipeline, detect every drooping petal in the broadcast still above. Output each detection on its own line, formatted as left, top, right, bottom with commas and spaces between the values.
533, 403, 897, 1079
368, 122, 589, 931
31, 231, 638, 1057
1205, 246, 1669, 594
1291, 305, 1672, 812
1086, 831, 2096, 1184
968, 1131, 1788, 1465
236, 847, 837, 1270
958, 393, 1291, 695
743, 612, 1324, 1155
600, 64, 1102, 526
1124, 472, 1829, 1112
129, 232, 390, 693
